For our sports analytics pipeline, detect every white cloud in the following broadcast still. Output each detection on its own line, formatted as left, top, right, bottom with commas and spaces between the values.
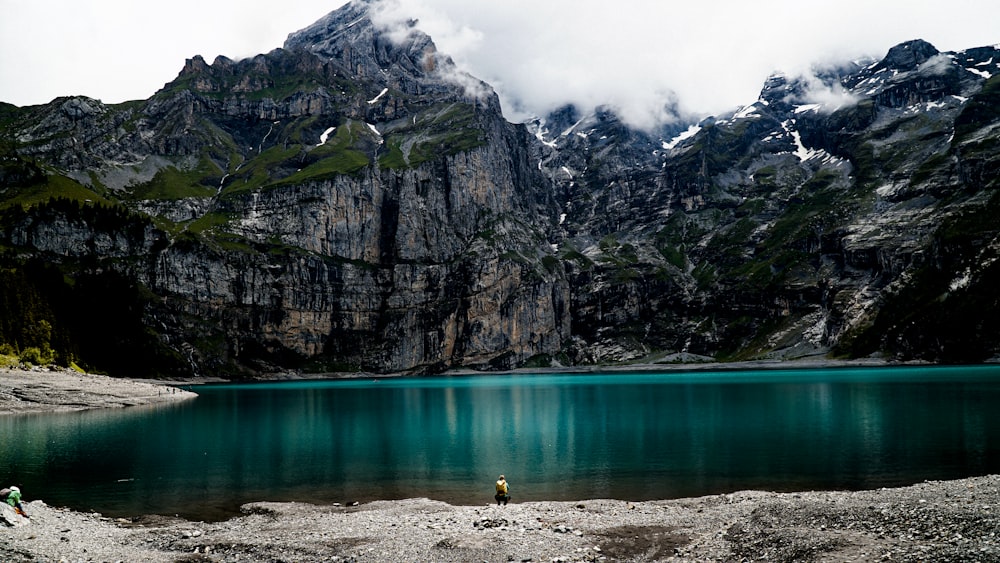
2, 0, 999, 129
0, 0, 346, 107
918, 53, 958, 76
370, 0, 494, 100
797, 71, 863, 113
364, 0, 1000, 127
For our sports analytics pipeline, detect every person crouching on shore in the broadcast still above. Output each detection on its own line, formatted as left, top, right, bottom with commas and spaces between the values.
494, 475, 510, 506
2, 486, 28, 518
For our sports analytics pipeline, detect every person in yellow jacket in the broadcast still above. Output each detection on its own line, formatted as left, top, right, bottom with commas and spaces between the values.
494, 475, 510, 506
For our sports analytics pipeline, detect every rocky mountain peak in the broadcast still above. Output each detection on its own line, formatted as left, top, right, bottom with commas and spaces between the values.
879, 39, 940, 72
5, 23, 1000, 377
757, 72, 805, 108
179, 54, 211, 75
282, 0, 457, 99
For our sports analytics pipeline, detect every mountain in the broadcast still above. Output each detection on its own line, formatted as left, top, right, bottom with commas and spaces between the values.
0, 0, 561, 377
2, 0, 1000, 377
537, 38, 1000, 364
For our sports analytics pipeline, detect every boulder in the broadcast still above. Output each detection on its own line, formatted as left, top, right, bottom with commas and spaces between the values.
0, 502, 29, 527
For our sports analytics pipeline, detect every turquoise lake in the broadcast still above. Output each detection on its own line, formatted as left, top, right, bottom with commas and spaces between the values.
2, 365, 1000, 520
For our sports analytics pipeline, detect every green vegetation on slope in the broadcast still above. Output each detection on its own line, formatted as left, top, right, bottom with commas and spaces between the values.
0, 163, 113, 211
128, 158, 222, 201
379, 103, 486, 169
275, 122, 371, 184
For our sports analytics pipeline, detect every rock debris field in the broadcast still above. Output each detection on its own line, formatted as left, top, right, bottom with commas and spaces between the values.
2, 368, 999, 562
2, 477, 999, 562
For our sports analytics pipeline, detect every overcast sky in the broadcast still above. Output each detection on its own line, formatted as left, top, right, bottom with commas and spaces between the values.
3, 0, 999, 126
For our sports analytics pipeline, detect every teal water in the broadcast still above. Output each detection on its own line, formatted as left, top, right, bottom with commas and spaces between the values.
2, 365, 1000, 520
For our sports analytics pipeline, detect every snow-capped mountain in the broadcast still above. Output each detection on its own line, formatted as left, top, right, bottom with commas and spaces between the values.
3, 0, 1000, 376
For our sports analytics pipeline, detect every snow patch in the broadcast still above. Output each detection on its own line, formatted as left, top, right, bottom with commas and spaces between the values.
366, 123, 384, 145
531, 119, 558, 148
966, 67, 993, 80
782, 120, 841, 164
663, 124, 701, 150
318, 127, 336, 146
561, 116, 587, 137
343, 16, 366, 30
792, 133, 812, 161
367, 88, 389, 105
794, 104, 822, 114
733, 104, 760, 119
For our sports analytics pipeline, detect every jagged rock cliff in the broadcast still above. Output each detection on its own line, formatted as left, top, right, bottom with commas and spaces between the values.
1, 1, 565, 376
2, 0, 1000, 376
535, 38, 1000, 364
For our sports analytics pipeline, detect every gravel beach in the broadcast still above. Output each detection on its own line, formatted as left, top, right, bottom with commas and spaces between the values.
2, 366, 999, 562
2, 476, 999, 562
0, 367, 197, 414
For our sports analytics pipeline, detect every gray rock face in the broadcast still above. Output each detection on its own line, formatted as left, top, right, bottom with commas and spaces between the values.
534, 38, 1000, 364
880, 39, 940, 72
0, 503, 29, 527
284, 1, 435, 86
3, 0, 1000, 376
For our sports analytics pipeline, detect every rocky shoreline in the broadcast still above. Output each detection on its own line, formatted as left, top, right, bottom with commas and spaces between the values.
0, 367, 197, 414
2, 366, 999, 561
0, 476, 997, 562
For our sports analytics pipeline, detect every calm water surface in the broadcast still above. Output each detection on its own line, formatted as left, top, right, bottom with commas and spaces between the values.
3, 365, 1000, 520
